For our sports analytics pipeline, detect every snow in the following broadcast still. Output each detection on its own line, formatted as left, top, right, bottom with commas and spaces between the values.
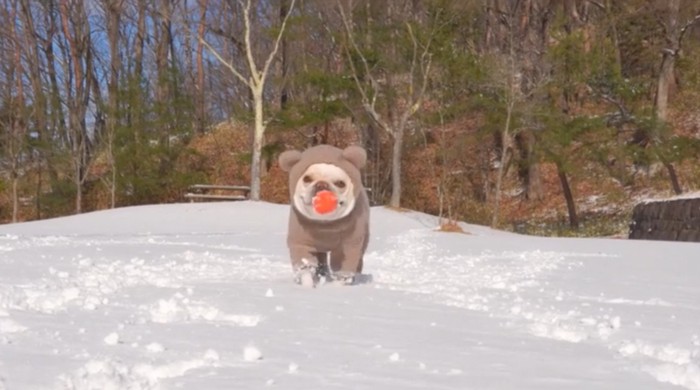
0, 201, 698, 389
103, 332, 120, 346
639, 190, 700, 203
243, 345, 263, 362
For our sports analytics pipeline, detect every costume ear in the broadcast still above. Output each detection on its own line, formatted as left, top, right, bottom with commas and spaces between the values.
342, 145, 367, 169
278, 150, 302, 172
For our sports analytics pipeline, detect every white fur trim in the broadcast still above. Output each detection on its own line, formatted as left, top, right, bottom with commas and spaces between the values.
293, 163, 356, 221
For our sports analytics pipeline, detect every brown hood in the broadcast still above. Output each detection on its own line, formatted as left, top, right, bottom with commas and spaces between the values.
282, 145, 366, 200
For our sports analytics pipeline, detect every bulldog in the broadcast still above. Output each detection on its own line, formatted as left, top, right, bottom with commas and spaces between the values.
278, 145, 370, 287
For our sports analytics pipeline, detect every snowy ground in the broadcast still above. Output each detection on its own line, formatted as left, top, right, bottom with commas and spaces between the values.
0, 201, 698, 389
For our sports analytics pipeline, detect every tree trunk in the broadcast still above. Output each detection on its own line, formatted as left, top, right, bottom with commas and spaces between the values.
654, 0, 682, 195
484, 0, 496, 50
513, 0, 549, 203
654, 0, 679, 123
196, 0, 208, 133
7, 0, 25, 222
42, 0, 63, 190
491, 100, 513, 227
134, 0, 147, 80
12, 171, 19, 223
516, 129, 544, 200
279, 0, 289, 109
154, 0, 175, 162
250, 87, 264, 200
556, 162, 578, 229
59, 0, 90, 214
655, 51, 675, 125
106, 0, 122, 208
663, 161, 682, 195
155, 0, 171, 104
389, 125, 404, 208
19, 0, 49, 217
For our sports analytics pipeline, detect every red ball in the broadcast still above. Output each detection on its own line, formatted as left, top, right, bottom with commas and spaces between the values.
313, 190, 338, 214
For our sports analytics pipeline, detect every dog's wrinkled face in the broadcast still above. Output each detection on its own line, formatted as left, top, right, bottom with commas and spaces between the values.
293, 163, 356, 221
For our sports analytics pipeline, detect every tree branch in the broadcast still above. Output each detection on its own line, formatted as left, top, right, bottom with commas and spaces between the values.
587, 0, 605, 11
261, 0, 296, 84
677, 11, 700, 53
208, 26, 245, 53
240, 0, 259, 85
337, 0, 392, 133
198, 36, 248, 85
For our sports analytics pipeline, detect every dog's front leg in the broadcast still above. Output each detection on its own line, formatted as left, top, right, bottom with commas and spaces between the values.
328, 242, 363, 284
289, 245, 319, 287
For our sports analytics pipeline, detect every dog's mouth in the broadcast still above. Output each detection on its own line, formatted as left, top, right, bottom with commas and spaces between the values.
299, 190, 346, 207
292, 164, 356, 221
295, 188, 354, 221
300, 181, 344, 206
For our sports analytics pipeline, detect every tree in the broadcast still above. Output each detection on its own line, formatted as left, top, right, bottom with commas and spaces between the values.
482, 0, 552, 227
652, 0, 700, 194
0, 0, 27, 222
58, 0, 94, 213
102, 0, 124, 208
485, 0, 551, 203
18, 0, 51, 218
488, 33, 522, 228
200, 0, 296, 201
195, 0, 209, 134
338, 0, 436, 208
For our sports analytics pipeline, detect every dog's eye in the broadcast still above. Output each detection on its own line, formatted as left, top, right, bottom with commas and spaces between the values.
302, 175, 313, 184
334, 180, 346, 189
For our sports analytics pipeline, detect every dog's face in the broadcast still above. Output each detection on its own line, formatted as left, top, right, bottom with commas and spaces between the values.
279, 145, 367, 222
293, 163, 356, 221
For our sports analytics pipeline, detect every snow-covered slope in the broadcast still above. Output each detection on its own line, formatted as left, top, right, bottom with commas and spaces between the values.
0, 201, 698, 389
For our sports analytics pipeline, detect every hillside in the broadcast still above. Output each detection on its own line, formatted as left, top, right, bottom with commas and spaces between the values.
0, 202, 699, 389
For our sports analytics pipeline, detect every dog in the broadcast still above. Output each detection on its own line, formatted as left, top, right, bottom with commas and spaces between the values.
278, 145, 370, 287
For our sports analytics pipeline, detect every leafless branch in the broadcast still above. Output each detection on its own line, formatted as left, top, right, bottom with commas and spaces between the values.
337, 0, 391, 133
587, 0, 605, 11
261, 0, 296, 85
208, 26, 245, 53
198, 37, 248, 85
677, 11, 700, 52
404, 21, 433, 118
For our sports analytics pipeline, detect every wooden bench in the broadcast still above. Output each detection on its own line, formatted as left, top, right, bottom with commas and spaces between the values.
184, 184, 251, 202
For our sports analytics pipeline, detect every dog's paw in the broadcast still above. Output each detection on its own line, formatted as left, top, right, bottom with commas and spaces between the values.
297, 270, 316, 288
294, 263, 318, 288
330, 271, 356, 285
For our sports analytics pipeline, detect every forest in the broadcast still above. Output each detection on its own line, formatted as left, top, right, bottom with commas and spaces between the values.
1, 0, 699, 236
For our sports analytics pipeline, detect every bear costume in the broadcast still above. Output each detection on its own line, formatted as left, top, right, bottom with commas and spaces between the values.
278, 144, 370, 286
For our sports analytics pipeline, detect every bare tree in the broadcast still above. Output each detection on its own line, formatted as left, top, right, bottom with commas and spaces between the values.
18, 0, 51, 217
490, 52, 519, 228
1, 0, 27, 222
653, 0, 700, 194
42, 0, 67, 178
199, 0, 296, 201
58, 0, 93, 213
487, 1, 537, 228
99, 0, 124, 208
338, 1, 435, 209
279, 0, 290, 110
195, 0, 209, 133
155, 0, 173, 111
488, 0, 552, 203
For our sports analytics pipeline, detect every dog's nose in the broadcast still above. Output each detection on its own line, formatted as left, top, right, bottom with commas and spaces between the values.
314, 181, 330, 193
